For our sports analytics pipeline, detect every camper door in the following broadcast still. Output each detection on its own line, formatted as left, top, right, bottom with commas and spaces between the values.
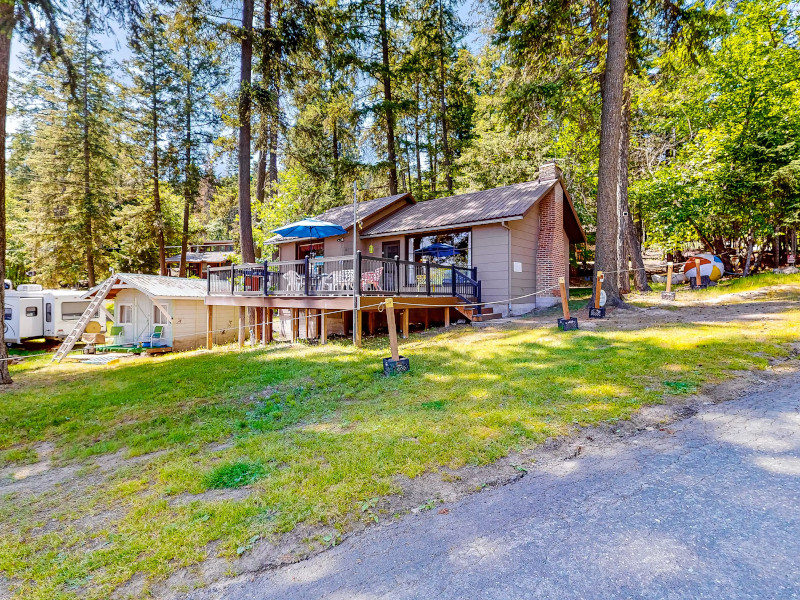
18, 297, 44, 339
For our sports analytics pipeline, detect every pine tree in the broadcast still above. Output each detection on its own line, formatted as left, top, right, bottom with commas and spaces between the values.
125, 4, 176, 275
17, 10, 116, 288
167, 0, 225, 276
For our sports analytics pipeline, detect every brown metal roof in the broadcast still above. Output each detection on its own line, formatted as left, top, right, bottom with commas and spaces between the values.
265, 193, 413, 244
361, 181, 550, 236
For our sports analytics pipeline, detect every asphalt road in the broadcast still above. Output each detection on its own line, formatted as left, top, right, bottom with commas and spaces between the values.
192, 371, 800, 600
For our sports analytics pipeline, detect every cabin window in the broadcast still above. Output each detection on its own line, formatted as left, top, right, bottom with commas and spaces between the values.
297, 243, 324, 260
118, 304, 132, 324
153, 304, 169, 325
26, 306, 38, 317
4, 307, 11, 320
61, 302, 89, 320
407, 230, 471, 267
45, 303, 52, 322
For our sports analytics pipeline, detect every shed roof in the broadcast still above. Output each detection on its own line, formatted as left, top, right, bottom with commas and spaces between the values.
83, 273, 208, 300
265, 193, 413, 244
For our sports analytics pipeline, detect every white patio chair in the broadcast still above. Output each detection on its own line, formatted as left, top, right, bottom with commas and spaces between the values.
282, 271, 304, 292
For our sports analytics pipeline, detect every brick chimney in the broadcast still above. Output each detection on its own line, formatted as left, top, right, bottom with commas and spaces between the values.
539, 161, 562, 183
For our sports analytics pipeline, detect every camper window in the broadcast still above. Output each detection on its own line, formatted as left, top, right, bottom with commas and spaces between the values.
26, 307, 38, 317
61, 302, 88, 320
46, 303, 52, 322
118, 305, 132, 324
153, 304, 169, 325
4, 308, 11, 320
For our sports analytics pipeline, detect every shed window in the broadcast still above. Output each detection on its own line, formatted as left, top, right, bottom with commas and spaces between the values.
153, 304, 169, 325
25, 306, 38, 317
118, 304, 132, 324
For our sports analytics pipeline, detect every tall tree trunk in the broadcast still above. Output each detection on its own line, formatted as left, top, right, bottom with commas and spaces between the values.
617, 92, 650, 292
437, 0, 451, 193
592, 0, 628, 307
414, 80, 422, 193
179, 67, 192, 278
743, 227, 754, 275
379, 0, 397, 195
256, 148, 267, 204
0, 2, 13, 384
151, 38, 166, 275
268, 90, 278, 193
774, 228, 780, 268
615, 94, 629, 294
82, 29, 96, 286
238, 0, 256, 263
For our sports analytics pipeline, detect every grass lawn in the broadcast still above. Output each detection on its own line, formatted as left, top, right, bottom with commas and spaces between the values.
1, 280, 800, 599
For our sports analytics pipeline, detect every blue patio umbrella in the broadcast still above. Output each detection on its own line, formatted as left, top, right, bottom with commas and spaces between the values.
272, 218, 348, 239
415, 243, 459, 258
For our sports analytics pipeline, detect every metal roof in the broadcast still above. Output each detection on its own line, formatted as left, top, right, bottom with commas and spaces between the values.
265, 193, 413, 244
83, 274, 208, 300
164, 251, 232, 264
361, 181, 553, 237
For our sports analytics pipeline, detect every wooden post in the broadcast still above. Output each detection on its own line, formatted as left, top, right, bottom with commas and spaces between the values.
402, 308, 410, 339
694, 258, 702, 287
292, 308, 299, 343
594, 271, 603, 309
321, 309, 328, 344
206, 304, 213, 350
666, 262, 673, 293
354, 309, 363, 347
305, 309, 309, 339
385, 298, 400, 361
424, 309, 430, 330
559, 277, 570, 320
260, 307, 267, 345
368, 311, 376, 335
266, 308, 273, 343
444, 306, 450, 328
238, 306, 245, 348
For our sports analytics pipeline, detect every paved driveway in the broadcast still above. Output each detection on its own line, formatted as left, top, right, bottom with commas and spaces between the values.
191, 371, 800, 600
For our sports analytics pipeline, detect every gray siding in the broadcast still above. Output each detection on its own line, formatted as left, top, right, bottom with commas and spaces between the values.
509, 204, 539, 305
472, 224, 510, 307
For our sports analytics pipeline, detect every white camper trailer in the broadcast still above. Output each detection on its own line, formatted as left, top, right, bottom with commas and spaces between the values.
3, 283, 105, 345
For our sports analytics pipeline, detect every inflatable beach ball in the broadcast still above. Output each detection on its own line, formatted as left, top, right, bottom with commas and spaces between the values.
683, 253, 724, 281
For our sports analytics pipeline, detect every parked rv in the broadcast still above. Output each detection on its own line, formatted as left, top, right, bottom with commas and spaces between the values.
3, 283, 105, 345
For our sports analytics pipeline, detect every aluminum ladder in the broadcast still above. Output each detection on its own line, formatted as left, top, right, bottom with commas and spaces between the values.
51, 276, 115, 364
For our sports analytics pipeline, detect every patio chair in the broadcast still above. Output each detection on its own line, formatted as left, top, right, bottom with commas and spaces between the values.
107, 325, 125, 345
332, 269, 354, 290
318, 273, 335, 291
147, 325, 165, 348
282, 270, 304, 292
361, 266, 384, 291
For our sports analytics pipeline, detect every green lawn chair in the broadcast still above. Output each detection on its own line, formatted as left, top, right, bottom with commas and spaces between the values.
147, 325, 165, 348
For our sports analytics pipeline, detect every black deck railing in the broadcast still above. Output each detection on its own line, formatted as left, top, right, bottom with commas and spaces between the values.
208, 253, 481, 304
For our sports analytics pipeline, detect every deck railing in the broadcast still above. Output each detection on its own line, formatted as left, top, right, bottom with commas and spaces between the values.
207, 252, 480, 303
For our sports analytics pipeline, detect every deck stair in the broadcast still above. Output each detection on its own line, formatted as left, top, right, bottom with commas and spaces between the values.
51, 276, 115, 364
454, 303, 502, 323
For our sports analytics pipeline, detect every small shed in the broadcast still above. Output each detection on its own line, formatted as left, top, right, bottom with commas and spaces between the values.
83, 274, 237, 351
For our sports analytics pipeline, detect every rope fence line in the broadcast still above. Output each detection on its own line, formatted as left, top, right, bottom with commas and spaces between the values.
1, 258, 725, 363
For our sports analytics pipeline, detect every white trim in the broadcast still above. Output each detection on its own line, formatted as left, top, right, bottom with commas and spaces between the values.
153, 302, 172, 325
361, 216, 524, 239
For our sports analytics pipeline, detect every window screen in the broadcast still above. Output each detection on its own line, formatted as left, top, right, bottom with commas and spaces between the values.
153, 304, 169, 325
61, 301, 89, 320
118, 305, 132, 324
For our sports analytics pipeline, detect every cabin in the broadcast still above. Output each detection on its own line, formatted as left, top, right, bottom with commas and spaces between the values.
165, 241, 235, 279
82, 274, 238, 351
204, 162, 587, 347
